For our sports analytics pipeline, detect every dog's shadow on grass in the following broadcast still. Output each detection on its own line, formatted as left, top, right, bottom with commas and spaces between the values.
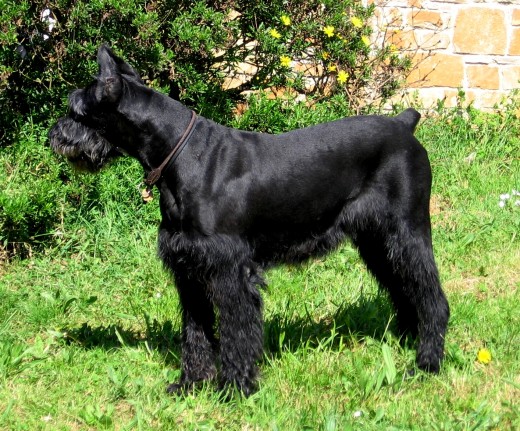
62, 292, 397, 364
264, 292, 398, 357
62, 318, 183, 364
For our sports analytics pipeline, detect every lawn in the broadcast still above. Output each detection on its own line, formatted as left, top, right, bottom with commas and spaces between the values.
0, 98, 519, 430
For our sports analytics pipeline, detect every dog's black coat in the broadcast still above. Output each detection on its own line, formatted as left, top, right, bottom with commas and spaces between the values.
49, 45, 449, 396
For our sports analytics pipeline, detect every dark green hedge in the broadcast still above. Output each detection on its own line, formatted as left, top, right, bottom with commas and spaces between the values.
0, 1, 411, 258
1, 0, 409, 144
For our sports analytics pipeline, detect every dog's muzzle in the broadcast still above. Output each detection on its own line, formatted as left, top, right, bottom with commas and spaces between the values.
49, 117, 120, 171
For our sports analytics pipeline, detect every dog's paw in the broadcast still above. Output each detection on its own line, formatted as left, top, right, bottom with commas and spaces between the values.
166, 382, 186, 396
217, 378, 258, 399
416, 353, 442, 374
166, 381, 198, 396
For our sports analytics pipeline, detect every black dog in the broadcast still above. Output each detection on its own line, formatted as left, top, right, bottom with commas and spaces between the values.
49, 45, 449, 396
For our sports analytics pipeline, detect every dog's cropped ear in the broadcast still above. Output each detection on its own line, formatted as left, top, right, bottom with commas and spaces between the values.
96, 45, 123, 103
96, 45, 141, 104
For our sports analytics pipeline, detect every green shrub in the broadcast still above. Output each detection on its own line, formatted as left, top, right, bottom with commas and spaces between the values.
231, 92, 354, 133
1, 0, 409, 143
1, 0, 413, 258
0, 122, 62, 257
0, 120, 159, 259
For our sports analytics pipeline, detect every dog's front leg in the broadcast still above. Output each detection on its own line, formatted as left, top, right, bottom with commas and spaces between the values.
211, 262, 264, 397
165, 275, 218, 395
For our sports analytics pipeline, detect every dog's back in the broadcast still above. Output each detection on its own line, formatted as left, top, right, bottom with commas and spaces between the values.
187, 110, 428, 243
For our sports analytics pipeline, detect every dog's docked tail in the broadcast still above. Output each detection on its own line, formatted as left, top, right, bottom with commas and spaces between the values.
395, 108, 421, 133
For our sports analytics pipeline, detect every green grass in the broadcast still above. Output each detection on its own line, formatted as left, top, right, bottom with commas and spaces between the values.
0, 99, 519, 430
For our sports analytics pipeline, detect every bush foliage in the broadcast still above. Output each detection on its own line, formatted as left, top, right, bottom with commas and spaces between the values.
1, 0, 409, 140
1, 0, 412, 258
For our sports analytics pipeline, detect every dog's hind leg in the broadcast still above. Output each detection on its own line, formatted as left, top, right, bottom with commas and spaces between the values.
352, 218, 449, 373
391, 224, 449, 373
351, 228, 419, 337
348, 168, 449, 373
167, 274, 218, 394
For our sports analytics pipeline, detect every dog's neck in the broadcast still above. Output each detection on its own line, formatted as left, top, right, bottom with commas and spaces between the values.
117, 84, 195, 172
145, 110, 197, 188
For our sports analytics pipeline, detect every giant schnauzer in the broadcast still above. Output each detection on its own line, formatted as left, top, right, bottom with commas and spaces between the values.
49, 45, 449, 396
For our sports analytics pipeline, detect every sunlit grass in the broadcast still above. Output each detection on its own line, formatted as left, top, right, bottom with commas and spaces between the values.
1, 99, 519, 430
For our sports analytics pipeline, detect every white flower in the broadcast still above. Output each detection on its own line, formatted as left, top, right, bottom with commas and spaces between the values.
500, 193, 510, 200
41, 9, 56, 40
464, 152, 476, 163
353, 410, 363, 418
499, 201, 506, 208
515, 200, 520, 207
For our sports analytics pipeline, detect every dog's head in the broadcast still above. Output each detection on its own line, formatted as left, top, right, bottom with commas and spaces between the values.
49, 45, 142, 171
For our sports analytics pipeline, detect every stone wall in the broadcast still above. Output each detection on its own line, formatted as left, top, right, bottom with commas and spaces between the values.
373, 0, 520, 109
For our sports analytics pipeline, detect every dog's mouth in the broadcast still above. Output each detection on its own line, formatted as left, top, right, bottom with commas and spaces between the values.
62, 150, 121, 172
49, 117, 122, 172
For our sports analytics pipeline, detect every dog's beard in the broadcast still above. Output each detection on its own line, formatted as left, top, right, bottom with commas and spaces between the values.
49, 117, 121, 171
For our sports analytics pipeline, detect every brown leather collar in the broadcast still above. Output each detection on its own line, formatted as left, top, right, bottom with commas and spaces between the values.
145, 110, 197, 187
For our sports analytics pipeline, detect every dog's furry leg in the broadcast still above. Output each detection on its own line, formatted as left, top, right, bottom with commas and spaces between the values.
160, 230, 263, 396
353, 221, 449, 372
394, 229, 449, 373
346, 141, 449, 374
159, 229, 219, 394
211, 259, 264, 397
352, 229, 419, 337
166, 274, 218, 394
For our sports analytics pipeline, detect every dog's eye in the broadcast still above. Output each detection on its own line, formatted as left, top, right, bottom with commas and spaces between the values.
70, 111, 82, 121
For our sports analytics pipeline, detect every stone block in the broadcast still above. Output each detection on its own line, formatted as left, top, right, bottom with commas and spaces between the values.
416, 31, 451, 50
374, 7, 403, 29
407, 53, 465, 88
453, 8, 507, 54
222, 75, 248, 90
510, 28, 520, 55
399, 88, 462, 109
502, 66, 520, 89
235, 62, 258, 76
513, 9, 520, 26
293, 62, 324, 77
466, 65, 500, 90
430, 0, 468, 3
408, 0, 423, 7
387, 29, 417, 51
409, 10, 444, 29
466, 90, 507, 110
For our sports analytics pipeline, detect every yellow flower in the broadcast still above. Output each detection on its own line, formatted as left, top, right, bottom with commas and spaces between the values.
270, 29, 281, 39
340, 36, 349, 45
351, 16, 363, 28
337, 70, 349, 84
477, 348, 492, 364
323, 25, 335, 37
361, 35, 371, 46
322, 51, 330, 60
328, 64, 337, 72
280, 14, 291, 26
389, 44, 398, 53
280, 55, 292, 68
